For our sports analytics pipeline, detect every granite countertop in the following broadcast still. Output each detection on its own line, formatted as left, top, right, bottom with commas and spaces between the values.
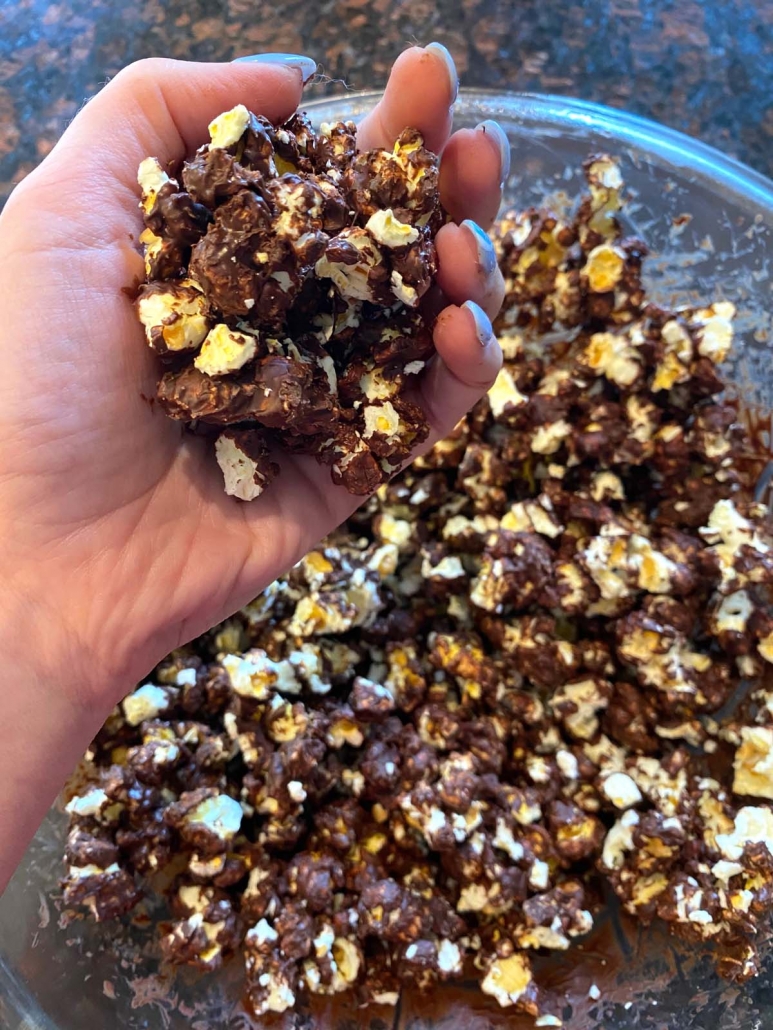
1, 0, 772, 208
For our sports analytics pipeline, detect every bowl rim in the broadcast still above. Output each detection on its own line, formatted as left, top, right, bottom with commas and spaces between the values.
304, 88, 773, 212
4, 87, 773, 1030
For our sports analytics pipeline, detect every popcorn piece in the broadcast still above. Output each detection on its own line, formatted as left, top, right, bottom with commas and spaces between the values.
165, 789, 243, 856
215, 430, 278, 501
584, 244, 625, 293
366, 209, 420, 248
601, 810, 640, 870
195, 324, 258, 376
208, 104, 251, 149
137, 157, 171, 209
692, 302, 735, 363
488, 367, 528, 417
716, 806, 773, 861
136, 280, 210, 354
582, 329, 641, 387
481, 953, 536, 1010
122, 683, 175, 727
315, 229, 387, 304
733, 727, 773, 800
600, 772, 643, 810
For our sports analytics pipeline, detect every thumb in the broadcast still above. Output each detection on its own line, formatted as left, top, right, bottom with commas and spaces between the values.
14, 55, 315, 203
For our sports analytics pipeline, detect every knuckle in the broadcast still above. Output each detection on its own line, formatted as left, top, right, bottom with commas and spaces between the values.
109, 57, 174, 96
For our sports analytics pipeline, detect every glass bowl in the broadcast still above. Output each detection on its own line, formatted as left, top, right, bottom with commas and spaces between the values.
2, 89, 773, 1030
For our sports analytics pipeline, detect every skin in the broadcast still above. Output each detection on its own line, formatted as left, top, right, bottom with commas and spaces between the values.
0, 45, 505, 891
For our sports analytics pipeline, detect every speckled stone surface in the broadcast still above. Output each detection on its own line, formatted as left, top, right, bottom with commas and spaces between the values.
1, 0, 772, 207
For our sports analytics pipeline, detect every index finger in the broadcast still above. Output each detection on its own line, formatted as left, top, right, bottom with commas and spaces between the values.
355, 44, 458, 155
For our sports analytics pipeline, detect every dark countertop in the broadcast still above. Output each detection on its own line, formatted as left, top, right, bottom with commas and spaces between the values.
1, 0, 772, 207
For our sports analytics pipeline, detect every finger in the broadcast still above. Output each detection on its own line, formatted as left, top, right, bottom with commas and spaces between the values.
31, 56, 312, 193
420, 301, 502, 440
435, 220, 505, 320
439, 121, 510, 228
356, 43, 458, 154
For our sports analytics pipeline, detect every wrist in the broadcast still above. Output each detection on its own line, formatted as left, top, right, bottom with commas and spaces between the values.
0, 593, 111, 892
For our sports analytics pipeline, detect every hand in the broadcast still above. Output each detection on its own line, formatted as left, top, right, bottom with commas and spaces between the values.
0, 47, 505, 887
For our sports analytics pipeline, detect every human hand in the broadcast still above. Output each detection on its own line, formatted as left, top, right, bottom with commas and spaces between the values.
0, 46, 506, 709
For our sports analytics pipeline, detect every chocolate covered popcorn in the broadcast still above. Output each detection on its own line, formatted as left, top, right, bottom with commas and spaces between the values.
135, 109, 444, 499
65, 156, 773, 1022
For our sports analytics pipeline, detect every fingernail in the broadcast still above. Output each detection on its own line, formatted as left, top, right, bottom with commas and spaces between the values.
462, 300, 494, 347
424, 42, 459, 102
233, 53, 318, 83
461, 220, 497, 277
476, 119, 511, 188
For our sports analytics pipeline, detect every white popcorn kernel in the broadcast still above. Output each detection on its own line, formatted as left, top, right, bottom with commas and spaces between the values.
186, 794, 243, 841
600, 771, 643, 809
366, 208, 419, 247
602, 809, 640, 869
65, 788, 109, 819
700, 499, 768, 585
584, 330, 641, 387
693, 302, 735, 363
437, 938, 463, 975
529, 859, 550, 890
122, 683, 171, 726
390, 269, 420, 307
137, 156, 170, 199
556, 750, 580, 780
195, 324, 257, 376
215, 434, 268, 502
188, 853, 226, 878
711, 860, 744, 886
481, 953, 533, 1008
714, 590, 753, 635
67, 862, 121, 880
531, 420, 572, 455
208, 104, 251, 149
363, 401, 401, 440
137, 280, 210, 353
584, 243, 625, 292
372, 991, 400, 1006
287, 780, 307, 804
492, 818, 525, 861
316, 229, 384, 302
457, 883, 489, 912
733, 726, 773, 800
488, 367, 528, 417
716, 806, 773, 861
422, 555, 465, 581
246, 918, 279, 945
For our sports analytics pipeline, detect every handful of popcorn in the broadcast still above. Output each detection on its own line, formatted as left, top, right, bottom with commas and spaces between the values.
136, 106, 445, 500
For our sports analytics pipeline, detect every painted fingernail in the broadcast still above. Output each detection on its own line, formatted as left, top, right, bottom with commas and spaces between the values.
461, 220, 497, 277
463, 300, 494, 347
424, 42, 459, 102
476, 119, 511, 188
232, 53, 317, 83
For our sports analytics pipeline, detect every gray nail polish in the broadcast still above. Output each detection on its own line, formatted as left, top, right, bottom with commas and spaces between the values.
232, 53, 317, 83
462, 219, 497, 277
424, 42, 459, 102
463, 300, 494, 347
476, 119, 511, 188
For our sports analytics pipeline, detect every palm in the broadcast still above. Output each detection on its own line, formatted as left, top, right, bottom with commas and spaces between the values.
0, 213, 334, 685
0, 50, 505, 698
